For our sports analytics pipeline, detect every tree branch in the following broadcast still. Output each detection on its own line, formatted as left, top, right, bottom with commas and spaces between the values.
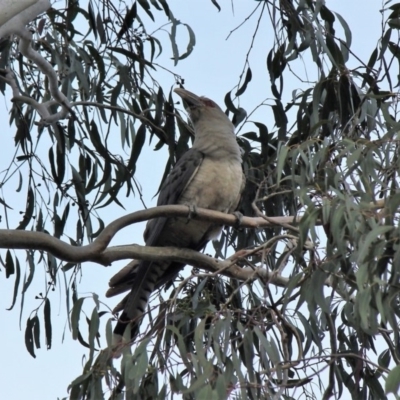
0, 205, 295, 283
102, 244, 289, 286
0, 0, 49, 38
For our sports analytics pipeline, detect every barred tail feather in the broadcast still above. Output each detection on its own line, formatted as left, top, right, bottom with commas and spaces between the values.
113, 260, 169, 340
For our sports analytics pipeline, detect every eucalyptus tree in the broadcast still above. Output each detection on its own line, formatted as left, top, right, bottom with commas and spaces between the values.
1, 0, 400, 399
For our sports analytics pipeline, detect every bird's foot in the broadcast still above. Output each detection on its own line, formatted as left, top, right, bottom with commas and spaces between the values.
187, 204, 198, 221
233, 211, 244, 229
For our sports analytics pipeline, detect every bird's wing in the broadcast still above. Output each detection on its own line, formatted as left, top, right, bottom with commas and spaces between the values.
107, 148, 204, 296
144, 148, 204, 246
112, 148, 204, 337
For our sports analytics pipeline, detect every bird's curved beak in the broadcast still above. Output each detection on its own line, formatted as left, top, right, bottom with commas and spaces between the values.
174, 88, 203, 108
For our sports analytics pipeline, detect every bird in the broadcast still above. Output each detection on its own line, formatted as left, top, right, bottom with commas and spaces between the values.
107, 87, 245, 343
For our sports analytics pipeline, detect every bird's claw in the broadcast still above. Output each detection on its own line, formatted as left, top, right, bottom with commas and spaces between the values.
233, 211, 244, 229
187, 204, 198, 221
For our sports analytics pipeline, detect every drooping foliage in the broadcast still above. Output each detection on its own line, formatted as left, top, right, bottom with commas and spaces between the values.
2, 0, 400, 399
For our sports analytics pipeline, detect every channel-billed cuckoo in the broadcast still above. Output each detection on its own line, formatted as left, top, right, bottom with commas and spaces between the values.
107, 88, 244, 341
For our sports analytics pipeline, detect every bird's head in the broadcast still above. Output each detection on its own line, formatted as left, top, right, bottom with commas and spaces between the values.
174, 88, 239, 158
174, 88, 232, 128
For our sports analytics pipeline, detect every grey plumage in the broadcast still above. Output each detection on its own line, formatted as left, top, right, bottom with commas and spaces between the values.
108, 88, 245, 341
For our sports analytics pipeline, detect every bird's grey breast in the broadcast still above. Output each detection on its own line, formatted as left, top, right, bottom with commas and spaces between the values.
174, 157, 243, 241
179, 157, 243, 212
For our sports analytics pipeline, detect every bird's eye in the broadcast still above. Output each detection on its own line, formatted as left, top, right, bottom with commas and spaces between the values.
202, 99, 216, 108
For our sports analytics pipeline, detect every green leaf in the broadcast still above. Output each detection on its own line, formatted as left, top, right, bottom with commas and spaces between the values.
22, 251, 35, 294
242, 329, 255, 378
16, 186, 34, 230
117, 2, 137, 41
68, 371, 93, 391
25, 317, 36, 358
32, 315, 40, 349
5, 250, 14, 278
133, 344, 149, 393
169, 28, 179, 66
388, 18, 400, 29
311, 269, 330, 314
276, 144, 288, 185
236, 67, 252, 96
86, 44, 106, 83
232, 107, 247, 127
87, 0, 97, 39
282, 273, 303, 313
71, 297, 85, 340
128, 123, 146, 174
178, 24, 196, 61
385, 365, 400, 394
16, 170, 23, 192
88, 307, 99, 354
210, 0, 221, 12
184, 363, 214, 394
96, 12, 106, 44
7, 256, 20, 311
315, 29, 339, 69
44, 298, 52, 349
335, 12, 352, 48
0, 196, 12, 209
356, 226, 392, 264
224, 90, 238, 115
138, 0, 154, 21
378, 349, 391, 371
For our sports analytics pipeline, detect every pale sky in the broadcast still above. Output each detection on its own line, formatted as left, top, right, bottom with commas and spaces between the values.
0, 1, 385, 399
